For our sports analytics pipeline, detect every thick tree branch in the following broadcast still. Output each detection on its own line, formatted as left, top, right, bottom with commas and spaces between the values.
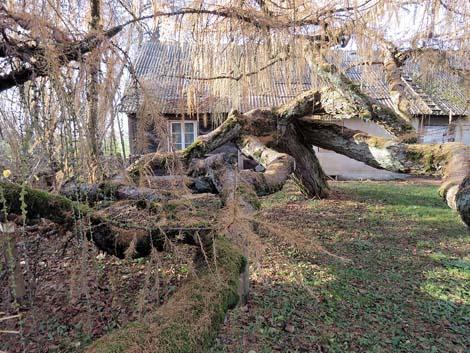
305, 48, 416, 139
278, 123, 329, 198
238, 136, 295, 195
298, 118, 470, 226
0, 181, 214, 257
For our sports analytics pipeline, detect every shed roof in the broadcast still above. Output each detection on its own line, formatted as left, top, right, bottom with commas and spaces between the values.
120, 40, 468, 117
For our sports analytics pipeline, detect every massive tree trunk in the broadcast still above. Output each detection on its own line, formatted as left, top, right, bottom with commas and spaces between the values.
277, 124, 329, 198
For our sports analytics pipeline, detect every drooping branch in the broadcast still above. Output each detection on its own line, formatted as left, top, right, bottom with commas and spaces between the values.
297, 118, 470, 226
0, 5, 283, 91
0, 23, 125, 92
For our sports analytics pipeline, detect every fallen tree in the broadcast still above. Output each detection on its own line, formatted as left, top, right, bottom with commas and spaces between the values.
2, 79, 468, 351
0, 2, 468, 353
128, 87, 469, 227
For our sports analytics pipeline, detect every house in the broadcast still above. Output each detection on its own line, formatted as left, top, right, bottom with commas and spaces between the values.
120, 39, 469, 179
120, 39, 314, 155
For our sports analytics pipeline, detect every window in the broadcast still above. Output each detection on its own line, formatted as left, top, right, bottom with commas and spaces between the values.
170, 121, 197, 150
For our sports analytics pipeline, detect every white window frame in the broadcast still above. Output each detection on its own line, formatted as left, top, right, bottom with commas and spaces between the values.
169, 120, 198, 151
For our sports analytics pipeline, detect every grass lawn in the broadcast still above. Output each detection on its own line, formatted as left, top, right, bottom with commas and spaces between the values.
212, 181, 469, 353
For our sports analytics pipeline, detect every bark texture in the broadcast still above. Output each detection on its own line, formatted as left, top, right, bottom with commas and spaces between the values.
277, 124, 329, 198
383, 49, 412, 121
0, 181, 214, 257
305, 50, 416, 140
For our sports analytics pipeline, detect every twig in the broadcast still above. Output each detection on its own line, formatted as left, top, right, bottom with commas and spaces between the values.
0, 330, 20, 334
0, 314, 21, 322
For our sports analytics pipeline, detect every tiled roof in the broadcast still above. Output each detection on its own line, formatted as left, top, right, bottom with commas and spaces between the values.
120, 41, 468, 117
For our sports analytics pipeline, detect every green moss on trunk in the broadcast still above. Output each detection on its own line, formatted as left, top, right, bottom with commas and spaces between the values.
0, 181, 90, 224
85, 237, 245, 353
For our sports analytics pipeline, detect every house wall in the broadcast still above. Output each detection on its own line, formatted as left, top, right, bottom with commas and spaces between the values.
454, 118, 470, 145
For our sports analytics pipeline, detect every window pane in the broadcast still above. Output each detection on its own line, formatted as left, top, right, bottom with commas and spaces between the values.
171, 123, 182, 134
171, 123, 182, 150
184, 122, 196, 147
184, 122, 194, 133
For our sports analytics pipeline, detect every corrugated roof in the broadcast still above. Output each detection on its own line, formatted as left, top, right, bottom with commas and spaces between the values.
120, 41, 468, 117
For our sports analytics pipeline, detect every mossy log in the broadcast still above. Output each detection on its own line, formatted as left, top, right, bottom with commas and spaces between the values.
0, 181, 214, 257
298, 119, 470, 226
2, 182, 249, 353
60, 181, 171, 203
0, 181, 90, 225
84, 237, 246, 353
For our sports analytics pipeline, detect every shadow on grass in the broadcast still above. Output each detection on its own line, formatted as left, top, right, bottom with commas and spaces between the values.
214, 182, 469, 353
